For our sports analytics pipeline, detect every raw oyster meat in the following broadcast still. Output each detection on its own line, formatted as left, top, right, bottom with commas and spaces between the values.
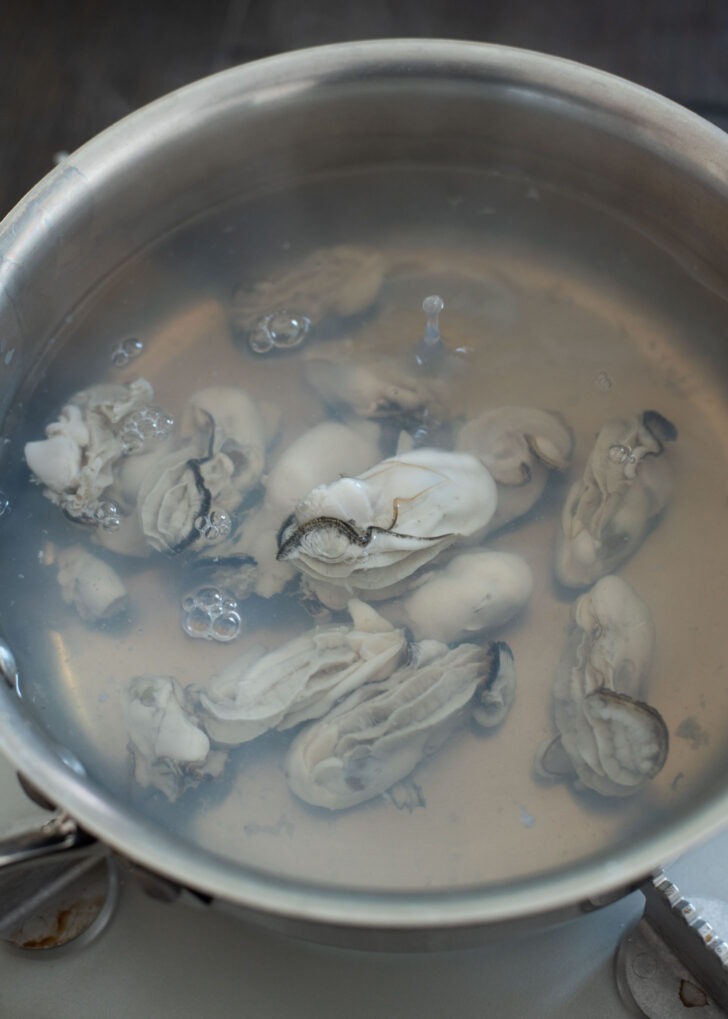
231, 244, 385, 335
216, 420, 381, 597
137, 385, 277, 554
536, 575, 668, 797
195, 600, 407, 745
304, 337, 448, 420
125, 675, 225, 801
382, 550, 533, 644
179, 386, 278, 509
55, 545, 128, 622
456, 406, 572, 533
555, 410, 677, 588
24, 378, 155, 519
276, 449, 497, 591
286, 639, 515, 810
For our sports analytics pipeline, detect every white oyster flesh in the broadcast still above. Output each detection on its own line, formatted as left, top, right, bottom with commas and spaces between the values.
304, 337, 448, 420
537, 575, 668, 797
285, 640, 512, 810
384, 550, 533, 644
195, 600, 408, 745
276, 449, 498, 591
456, 406, 573, 534
136, 433, 212, 554
136, 385, 277, 554
55, 545, 128, 622
221, 420, 381, 598
24, 378, 154, 519
555, 410, 677, 588
179, 386, 276, 510
125, 675, 223, 802
231, 245, 385, 333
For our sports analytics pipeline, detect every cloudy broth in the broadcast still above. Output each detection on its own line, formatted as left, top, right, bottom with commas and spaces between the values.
2, 166, 728, 893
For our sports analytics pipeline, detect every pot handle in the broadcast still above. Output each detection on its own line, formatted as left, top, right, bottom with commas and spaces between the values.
617, 870, 728, 1014
0, 811, 96, 869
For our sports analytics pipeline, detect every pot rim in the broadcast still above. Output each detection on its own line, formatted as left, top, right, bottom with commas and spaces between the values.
2, 38, 728, 935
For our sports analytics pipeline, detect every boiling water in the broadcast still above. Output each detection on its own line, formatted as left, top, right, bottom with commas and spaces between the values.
2, 167, 728, 894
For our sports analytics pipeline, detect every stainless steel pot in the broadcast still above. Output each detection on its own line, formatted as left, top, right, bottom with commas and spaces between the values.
1, 40, 728, 951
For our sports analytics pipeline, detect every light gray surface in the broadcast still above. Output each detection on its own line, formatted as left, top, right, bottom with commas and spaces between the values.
1, 751, 727, 1019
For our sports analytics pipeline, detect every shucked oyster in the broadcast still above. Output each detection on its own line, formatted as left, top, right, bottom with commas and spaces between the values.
179, 386, 278, 510
125, 675, 225, 801
456, 406, 573, 534
24, 378, 155, 520
214, 420, 381, 598
195, 600, 407, 745
276, 449, 497, 591
55, 544, 128, 623
231, 245, 385, 336
381, 550, 533, 644
304, 337, 448, 421
555, 410, 677, 588
536, 575, 668, 797
286, 640, 515, 810
137, 385, 277, 554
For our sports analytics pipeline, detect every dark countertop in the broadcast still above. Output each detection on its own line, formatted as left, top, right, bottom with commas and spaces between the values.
1, 0, 727, 216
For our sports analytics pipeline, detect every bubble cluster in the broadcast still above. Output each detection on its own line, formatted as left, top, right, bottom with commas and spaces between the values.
608, 444, 635, 466
119, 406, 175, 455
90, 499, 123, 532
181, 586, 242, 642
194, 509, 233, 544
248, 310, 312, 354
110, 337, 145, 367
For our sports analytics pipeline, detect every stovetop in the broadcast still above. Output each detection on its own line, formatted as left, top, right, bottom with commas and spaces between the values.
1, 749, 727, 1019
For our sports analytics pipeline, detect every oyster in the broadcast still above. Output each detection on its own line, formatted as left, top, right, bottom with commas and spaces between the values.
304, 338, 448, 421
276, 449, 498, 591
382, 551, 533, 644
125, 675, 225, 801
555, 410, 677, 588
221, 420, 381, 597
536, 575, 668, 797
195, 600, 407, 745
456, 406, 572, 533
137, 385, 277, 554
285, 639, 515, 810
136, 430, 213, 554
231, 245, 385, 335
24, 378, 155, 520
55, 545, 128, 622
179, 386, 277, 509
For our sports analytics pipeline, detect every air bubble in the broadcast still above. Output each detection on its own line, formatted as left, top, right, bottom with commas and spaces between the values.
608, 444, 633, 465
110, 337, 144, 367
0, 641, 19, 690
248, 310, 311, 355
92, 500, 122, 532
181, 586, 242, 642
119, 405, 174, 455
211, 613, 242, 642
194, 509, 232, 543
